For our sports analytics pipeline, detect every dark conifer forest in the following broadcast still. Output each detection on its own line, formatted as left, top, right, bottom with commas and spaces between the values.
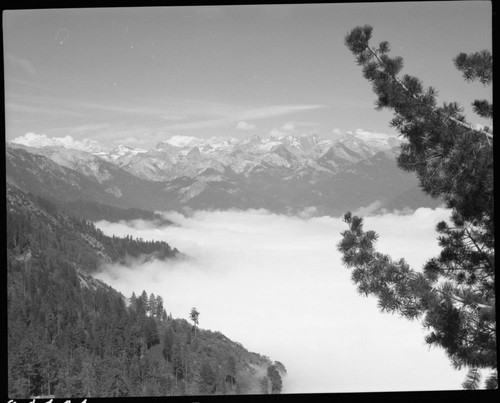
6, 185, 284, 398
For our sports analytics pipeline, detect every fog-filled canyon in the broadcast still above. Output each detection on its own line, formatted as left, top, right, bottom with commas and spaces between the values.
94, 207, 467, 393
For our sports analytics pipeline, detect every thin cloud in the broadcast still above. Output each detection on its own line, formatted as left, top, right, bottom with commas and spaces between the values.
5, 100, 89, 119
242, 104, 326, 120
67, 123, 114, 133
162, 104, 326, 131
6, 91, 190, 122
236, 121, 256, 130
5, 54, 36, 76
163, 135, 199, 147
352, 200, 383, 216
269, 128, 285, 137
7, 88, 325, 140
350, 128, 397, 139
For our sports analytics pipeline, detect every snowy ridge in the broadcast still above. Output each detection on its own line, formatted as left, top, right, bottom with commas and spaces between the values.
114, 133, 401, 181
7, 131, 403, 182
6, 131, 439, 217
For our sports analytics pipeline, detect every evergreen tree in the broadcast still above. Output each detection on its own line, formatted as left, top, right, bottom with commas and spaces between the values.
172, 340, 184, 383
103, 366, 130, 397
259, 376, 269, 394
189, 307, 200, 341
144, 316, 160, 349
130, 292, 138, 312
340, 25, 495, 388
162, 326, 175, 362
199, 361, 216, 394
139, 291, 148, 316
155, 295, 165, 319
79, 354, 97, 397
148, 293, 156, 317
225, 356, 237, 391
266, 364, 282, 394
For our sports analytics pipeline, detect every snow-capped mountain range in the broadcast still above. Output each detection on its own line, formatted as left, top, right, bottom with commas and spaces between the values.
106, 132, 403, 181
10, 132, 401, 180
6, 132, 441, 216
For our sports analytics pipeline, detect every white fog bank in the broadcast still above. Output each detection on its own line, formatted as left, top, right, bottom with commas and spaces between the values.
94, 207, 467, 393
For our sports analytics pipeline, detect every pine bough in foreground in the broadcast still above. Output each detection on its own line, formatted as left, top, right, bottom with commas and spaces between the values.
338, 25, 495, 390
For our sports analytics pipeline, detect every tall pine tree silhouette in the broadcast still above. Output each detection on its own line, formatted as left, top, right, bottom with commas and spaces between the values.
189, 308, 200, 342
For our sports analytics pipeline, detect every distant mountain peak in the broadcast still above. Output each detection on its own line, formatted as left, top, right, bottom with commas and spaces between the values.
346, 130, 402, 150
243, 134, 262, 145
109, 144, 147, 157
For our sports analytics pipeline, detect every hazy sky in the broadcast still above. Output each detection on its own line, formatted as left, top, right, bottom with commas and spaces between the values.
94, 207, 469, 393
3, 2, 492, 149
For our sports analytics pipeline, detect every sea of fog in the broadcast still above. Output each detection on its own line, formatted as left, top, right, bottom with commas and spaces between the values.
94, 207, 467, 393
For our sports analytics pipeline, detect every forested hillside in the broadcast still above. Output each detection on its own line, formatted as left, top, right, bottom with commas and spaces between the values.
58, 198, 173, 225
6, 185, 285, 398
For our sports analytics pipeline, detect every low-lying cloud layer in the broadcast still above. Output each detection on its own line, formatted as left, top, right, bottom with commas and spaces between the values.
94, 208, 466, 393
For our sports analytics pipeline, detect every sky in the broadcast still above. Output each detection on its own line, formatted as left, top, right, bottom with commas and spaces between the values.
93, 207, 471, 393
3, 2, 492, 149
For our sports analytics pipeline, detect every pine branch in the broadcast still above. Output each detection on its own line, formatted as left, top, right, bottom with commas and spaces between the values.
462, 367, 481, 390
485, 371, 498, 389
362, 44, 493, 142
464, 227, 493, 268
398, 153, 444, 168
438, 286, 493, 311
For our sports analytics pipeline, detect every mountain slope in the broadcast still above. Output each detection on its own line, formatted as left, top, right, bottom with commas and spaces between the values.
6, 186, 285, 398
314, 148, 443, 214
6, 145, 171, 211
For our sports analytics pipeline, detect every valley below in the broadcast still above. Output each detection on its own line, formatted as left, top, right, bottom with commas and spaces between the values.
94, 208, 468, 393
